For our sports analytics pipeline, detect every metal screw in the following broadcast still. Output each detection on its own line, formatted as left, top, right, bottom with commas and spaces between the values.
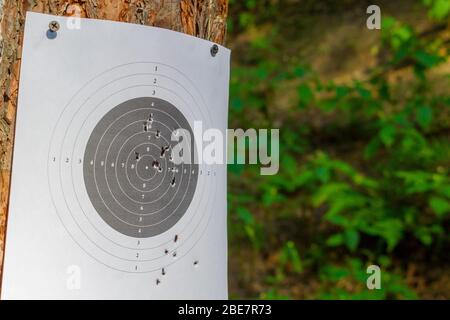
210, 44, 219, 57
49, 21, 60, 33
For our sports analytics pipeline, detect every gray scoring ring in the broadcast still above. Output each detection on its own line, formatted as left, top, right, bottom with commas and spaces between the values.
83, 97, 198, 238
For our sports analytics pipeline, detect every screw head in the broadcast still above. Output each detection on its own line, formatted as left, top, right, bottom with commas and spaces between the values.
210, 44, 219, 57
49, 21, 60, 32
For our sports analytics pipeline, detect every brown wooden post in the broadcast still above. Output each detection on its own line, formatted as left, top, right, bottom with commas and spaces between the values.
0, 0, 228, 278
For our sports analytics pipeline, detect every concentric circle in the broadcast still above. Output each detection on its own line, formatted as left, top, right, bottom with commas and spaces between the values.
83, 97, 198, 238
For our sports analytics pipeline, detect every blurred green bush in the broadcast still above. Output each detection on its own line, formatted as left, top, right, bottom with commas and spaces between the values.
227, 0, 450, 299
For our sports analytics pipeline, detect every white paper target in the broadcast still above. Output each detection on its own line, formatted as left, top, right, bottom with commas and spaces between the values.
1, 12, 230, 299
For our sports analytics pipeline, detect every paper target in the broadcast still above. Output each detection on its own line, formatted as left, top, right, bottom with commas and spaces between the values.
48, 62, 217, 273
1, 13, 229, 299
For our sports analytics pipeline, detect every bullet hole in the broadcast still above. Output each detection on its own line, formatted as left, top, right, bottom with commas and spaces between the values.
160, 145, 170, 157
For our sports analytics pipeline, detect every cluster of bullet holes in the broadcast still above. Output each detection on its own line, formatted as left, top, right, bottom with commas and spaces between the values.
155, 234, 200, 286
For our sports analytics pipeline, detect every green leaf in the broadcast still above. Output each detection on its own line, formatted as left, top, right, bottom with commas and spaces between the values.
326, 233, 344, 247
440, 185, 450, 198
230, 97, 244, 112
381, 16, 396, 30
315, 166, 331, 184
355, 83, 372, 100
298, 84, 314, 105
282, 155, 298, 178
416, 105, 433, 128
312, 183, 350, 207
428, 0, 450, 20
238, 12, 254, 28
391, 26, 413, 49
320, 265, 351, 281
281, 241, 303, 274
293, 66, 308, 78
414, 227, 433, 246
379, 125, 396, 147
364, 219, 403, 251
262, 186, 284, 206
245, 0, 257, 9
335, 86, 349, 98
364, 138, 381, 158
414, 51, 442, 68
236, 207, 254, 225
344, 229, 360, 251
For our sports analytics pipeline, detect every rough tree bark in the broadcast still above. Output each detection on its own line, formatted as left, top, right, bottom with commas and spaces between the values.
0, 0, 228, 277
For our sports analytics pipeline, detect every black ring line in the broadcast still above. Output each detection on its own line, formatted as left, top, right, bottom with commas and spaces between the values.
101, 109, 189, 206
104, 114, 182, 200
67, 85, 210, 249
66, 82, 206, 248
66, 95, 208, 261
112, 123, 172, 196
49, 63, 216, 270
99, 117, 172, 201
85, 98, 197, 236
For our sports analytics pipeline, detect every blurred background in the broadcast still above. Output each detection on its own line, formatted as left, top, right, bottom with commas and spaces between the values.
225, 0, 450, 299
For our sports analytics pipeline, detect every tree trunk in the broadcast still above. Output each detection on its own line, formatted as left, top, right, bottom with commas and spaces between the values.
0, 0, 228, 277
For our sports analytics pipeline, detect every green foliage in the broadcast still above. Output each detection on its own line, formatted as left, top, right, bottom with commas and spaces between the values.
424, 0, 450, 20
227, 0, 450, 299
279, 241, 303, 274
318, 258, 417, 300
259, 288, 292, 300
